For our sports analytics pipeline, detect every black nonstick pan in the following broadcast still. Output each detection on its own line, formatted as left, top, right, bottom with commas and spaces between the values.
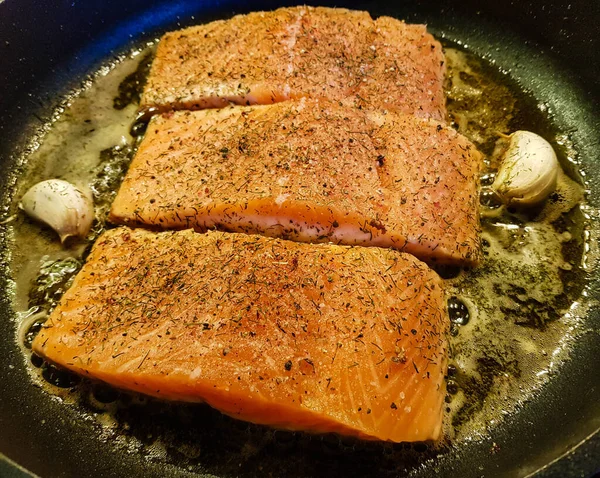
0, 0, 599, 477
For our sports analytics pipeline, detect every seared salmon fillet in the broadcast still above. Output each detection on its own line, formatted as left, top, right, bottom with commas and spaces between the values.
33, 227, 448, 442
140, 6, 446, 121
110, 99, 481, 265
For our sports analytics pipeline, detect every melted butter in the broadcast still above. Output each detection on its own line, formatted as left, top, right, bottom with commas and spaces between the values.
6, 43, 592, 459
442, 47, 588, 440
9, 51, 146, 312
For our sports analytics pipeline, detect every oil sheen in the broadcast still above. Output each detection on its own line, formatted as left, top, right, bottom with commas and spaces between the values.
6, 41, 590, 465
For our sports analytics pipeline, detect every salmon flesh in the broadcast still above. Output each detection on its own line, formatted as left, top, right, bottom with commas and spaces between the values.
32, 227, 448, 442
140, 6, 447, 121
110, 99, 481, 265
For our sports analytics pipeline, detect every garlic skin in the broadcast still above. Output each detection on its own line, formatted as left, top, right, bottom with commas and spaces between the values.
20, 179, 94, 243
492, 131, 559, 206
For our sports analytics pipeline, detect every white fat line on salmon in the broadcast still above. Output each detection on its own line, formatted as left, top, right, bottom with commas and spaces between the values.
282, 7, 306, 96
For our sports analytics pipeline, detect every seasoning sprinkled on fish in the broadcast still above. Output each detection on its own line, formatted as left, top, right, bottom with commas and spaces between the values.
110, 99, 481, 265
33, 227, 448, 442
140, 6, 446, 121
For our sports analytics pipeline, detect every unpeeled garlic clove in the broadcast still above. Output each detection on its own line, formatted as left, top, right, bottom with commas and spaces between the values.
491, 131, 559, 207
20, 179, 94, 243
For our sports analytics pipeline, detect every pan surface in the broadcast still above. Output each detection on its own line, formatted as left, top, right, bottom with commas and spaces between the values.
0, 0, 599, 477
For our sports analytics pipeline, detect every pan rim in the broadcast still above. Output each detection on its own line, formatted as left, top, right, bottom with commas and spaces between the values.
0, 1, 599, 477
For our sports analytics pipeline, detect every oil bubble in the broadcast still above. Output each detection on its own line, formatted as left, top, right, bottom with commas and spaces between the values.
448, 297, 470, 326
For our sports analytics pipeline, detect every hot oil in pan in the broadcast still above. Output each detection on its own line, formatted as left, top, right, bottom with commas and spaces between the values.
6, 41, 590, 474
441, 48, 587, 439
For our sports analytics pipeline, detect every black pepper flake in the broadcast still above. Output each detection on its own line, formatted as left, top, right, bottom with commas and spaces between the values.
369, 219, 386, 233
390, 402, 398, 410
377, 155, 385, 167
284, 360, 292, 371
411, 329, 417, 335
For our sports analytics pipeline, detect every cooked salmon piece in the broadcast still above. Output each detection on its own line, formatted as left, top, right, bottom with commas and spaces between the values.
33, 227, 448, 442
110, 99, 481, 265
140, 6, 446, 121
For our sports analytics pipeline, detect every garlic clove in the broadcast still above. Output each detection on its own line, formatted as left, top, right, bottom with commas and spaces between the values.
19, 179, 95, 243
491, 131, 559, 207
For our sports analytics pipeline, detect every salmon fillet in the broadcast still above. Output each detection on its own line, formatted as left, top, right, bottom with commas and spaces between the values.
32, 227, 448, 442
110, 99, 481, 265
140, 6, 446, 121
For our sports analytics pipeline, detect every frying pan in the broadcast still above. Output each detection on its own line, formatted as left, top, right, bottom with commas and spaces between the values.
0, 0, 599, 476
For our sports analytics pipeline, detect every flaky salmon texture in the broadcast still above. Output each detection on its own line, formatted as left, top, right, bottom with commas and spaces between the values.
33, 228, 448, 442
111, 99, 481, 266
140, 6, 447, 121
